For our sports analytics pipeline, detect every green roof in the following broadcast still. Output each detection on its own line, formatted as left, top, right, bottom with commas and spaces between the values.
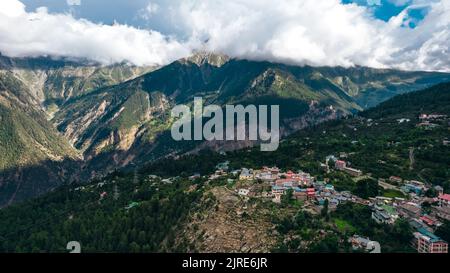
381, 205, 397, 215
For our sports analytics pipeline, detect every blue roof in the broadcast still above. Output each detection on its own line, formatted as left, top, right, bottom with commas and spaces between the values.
418, 228, 444, 243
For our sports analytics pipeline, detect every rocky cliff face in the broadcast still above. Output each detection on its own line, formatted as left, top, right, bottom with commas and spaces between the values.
0, 55, 155, 205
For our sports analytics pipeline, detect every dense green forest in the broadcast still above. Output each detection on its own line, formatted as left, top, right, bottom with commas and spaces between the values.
0, 173, 204, 252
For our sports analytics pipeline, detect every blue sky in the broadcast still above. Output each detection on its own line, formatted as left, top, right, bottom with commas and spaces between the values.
343, 0, 429, 27
1, 0, 449, 71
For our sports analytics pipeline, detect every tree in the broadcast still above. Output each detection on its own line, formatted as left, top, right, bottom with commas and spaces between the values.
421, 201, 432, 215
425, 188, 438, 198
281, 189, 294, 207
321, 199, 329, 220
309, 235, 339, 253
392, 219, 413, 245
353, 179, 379, 199
129, 242, 141, 253
436, 220, 450, 243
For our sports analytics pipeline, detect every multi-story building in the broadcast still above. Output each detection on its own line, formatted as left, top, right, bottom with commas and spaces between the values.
275, 178, 298, 188
430, 194, 450, 221
335, 160, 346, 170
432, 205, 450, 221
239, 168, 254, 180
343, 167, 363, 177
413, 228, 448, 253
397, 202, 422, 219
372, 204, 398, 225
439, 194, 450, 207
389, 176, 403, 184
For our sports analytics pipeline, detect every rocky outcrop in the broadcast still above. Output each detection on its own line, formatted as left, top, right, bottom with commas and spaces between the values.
178, 187, 277, 253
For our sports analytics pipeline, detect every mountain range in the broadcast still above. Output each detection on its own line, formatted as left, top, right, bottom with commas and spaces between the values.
1, 52, 450, 206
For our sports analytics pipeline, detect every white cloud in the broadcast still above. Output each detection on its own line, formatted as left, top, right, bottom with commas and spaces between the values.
0, 0, 449, 71
171, 0, 390, 68
67, 0, 81, 6
0, 0, 26, 17
383, 0, 450, 71
168, 0, 450, 71
0, 0, 191, 66
138, 2, 160, 20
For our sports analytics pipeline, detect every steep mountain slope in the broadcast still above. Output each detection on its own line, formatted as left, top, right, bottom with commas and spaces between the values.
0, 55, 155, 206
54, 53, 450, 173
0, 54, 155, 112
1, 82, 448, 253
0, 70, 81, 206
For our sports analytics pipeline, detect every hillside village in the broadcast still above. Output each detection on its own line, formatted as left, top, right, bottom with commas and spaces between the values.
100, 109, 450, 253
173, 114, 450, 253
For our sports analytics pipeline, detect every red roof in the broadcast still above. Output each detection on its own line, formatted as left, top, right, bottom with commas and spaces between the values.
439, 194, 450, 202
420, 216, 435, 226
276, 178, 297, 183
306, 188, 315, 192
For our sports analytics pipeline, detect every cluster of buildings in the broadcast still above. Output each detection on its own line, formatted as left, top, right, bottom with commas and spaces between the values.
232, 166, 364, 210
413, 228, 449, 253
417, 113, 448, 129
314, 182, 367, 209
419, 114, 447, 121
401, 180, 428, 195
238, 167, 316, 203
323, 155, 363, 177
368, 183, 450, 253
206, 160, 450, 253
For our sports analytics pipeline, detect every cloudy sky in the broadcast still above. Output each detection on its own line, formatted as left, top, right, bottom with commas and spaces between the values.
0, 0, 449, 71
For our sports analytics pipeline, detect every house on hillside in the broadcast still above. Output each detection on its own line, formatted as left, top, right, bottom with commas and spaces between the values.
343, 167, 363, 177
372, 204, 398, 225
413, 228, 448, 253
238, 189, 250, 196
397, 202, 422, 219
239, 168, 254, 180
